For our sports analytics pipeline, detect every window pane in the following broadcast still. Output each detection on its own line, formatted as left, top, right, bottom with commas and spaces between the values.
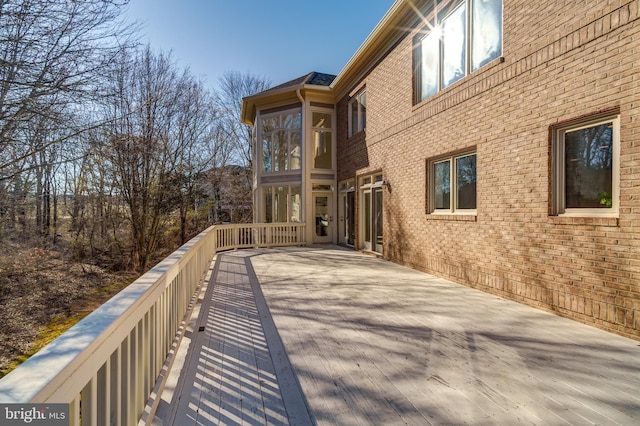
434, 160, 451, 209
313, 130, 332, 169
262, 135, 271, 172
261, 117, 277, 133
351, 99, 359, 136
359, 91, 366, 131
443, 3, 467, 88
290, 186, 301, 222
420, 30, 440, 100
313, 112, 332, 128
456, 154, 477, 209
273, 130, 287, 172
347, 191, 355, 244
274, 186, 288, 222
364, 192, 371, 242
472, 0, 502, 70
315, 196, 329, 237
283, 112, 301, 129
263, 187, 273, 223
290, 130, 301, 170
564, 122, 613, 208
374, 188, 383, 246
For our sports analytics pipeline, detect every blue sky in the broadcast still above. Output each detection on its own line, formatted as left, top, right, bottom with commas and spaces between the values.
124, 0, 396, 89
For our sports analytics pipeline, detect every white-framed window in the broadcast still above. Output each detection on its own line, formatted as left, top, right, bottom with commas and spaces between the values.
312, 111, 333, 169
260, 110, 301, 173
262, 185, 301, 223
551, 114, 620, 217
414, 0, 502, 103
348, 90, 366, 137
428, 151, 477, 213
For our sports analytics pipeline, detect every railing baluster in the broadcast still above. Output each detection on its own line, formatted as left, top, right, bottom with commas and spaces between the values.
121, 335, 130, 426
69, 396, 80, 426
0, 223, 307, 423
97, 361, 108, 426
111, 348, 120, 426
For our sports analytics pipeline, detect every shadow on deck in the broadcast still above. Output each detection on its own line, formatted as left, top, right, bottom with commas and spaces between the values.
151, 246, 640, 425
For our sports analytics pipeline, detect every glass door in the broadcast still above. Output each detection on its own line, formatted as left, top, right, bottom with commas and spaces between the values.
373, 187, 383, 253
342, 190, 355, 245
313, 193, 333, 243
360, 175, 384, 254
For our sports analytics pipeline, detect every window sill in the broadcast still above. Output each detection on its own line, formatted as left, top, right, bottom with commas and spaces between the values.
548, 215, 619, 227
426, 213, 477, 222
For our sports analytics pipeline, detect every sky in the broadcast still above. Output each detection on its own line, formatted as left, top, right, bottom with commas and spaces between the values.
124, 0, 396, 90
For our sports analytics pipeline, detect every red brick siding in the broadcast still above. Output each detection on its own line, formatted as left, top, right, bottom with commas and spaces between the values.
336, 0, 640, 339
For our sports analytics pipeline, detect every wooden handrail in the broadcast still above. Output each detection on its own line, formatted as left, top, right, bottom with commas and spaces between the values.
0, 223, 306, 425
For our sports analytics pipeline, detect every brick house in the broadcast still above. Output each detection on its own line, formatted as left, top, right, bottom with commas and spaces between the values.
241, 0, 640, 339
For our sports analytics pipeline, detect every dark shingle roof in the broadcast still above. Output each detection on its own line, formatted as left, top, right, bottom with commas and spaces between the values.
263, 71, 336, 93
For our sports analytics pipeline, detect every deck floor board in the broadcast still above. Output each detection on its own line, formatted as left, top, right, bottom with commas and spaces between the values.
152, 246, 640, 425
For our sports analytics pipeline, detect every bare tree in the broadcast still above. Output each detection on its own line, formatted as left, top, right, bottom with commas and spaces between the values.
172, 73, 238, 243
99, 46, 227, 271
214, 71, 271, 168
0, 0, 134, 239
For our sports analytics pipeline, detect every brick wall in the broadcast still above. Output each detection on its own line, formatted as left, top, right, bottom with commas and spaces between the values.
336, 0, 640, 339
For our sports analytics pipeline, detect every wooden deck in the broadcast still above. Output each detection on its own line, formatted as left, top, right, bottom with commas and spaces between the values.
151, 246, 640, 425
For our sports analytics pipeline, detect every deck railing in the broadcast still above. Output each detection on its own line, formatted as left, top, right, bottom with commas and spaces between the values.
0, 223, 307, 425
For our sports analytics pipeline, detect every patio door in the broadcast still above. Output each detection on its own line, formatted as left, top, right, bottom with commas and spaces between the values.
313, 193, 333, 243
361, 179, 383, 253
340, 190, 355, 246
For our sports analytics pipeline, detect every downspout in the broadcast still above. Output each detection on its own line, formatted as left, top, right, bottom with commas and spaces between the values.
296, 89, 308, 244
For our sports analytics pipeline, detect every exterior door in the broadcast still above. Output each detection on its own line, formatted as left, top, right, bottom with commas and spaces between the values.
373, 187, 383, 253
361, 186, 383, 253
340, 190, 355, 246
313, 193, 333, 243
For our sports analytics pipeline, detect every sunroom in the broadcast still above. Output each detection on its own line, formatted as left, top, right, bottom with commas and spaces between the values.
241, 72, 338, 245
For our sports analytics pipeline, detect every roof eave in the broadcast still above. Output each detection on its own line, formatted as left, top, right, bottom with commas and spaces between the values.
331, 0, 421, 98
241, 84, 333, 126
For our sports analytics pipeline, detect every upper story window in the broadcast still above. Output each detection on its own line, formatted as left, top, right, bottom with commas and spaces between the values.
551, 114, 620, 217
414, 0, 502, 103
312, 112, 333, 169
348, 90, 366, 137
428, 150, 477, 213
260, 110, 301, 173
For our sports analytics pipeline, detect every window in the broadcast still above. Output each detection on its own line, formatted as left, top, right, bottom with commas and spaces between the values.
261, 111, 301, 173
348, 90, 366, 137
429, 151, 477, 213
552, 114, 620, 216
312, 112, 333, 169
414, 0, 502, 103
262, 185, 301, 223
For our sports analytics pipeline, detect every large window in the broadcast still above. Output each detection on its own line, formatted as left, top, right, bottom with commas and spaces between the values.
261, 111, 301, 173
415, 0, 502, 103
348, 90, 366, 137
552, 114, 620, 216
429, 151, 477, 213
262, 185, 301, 223
312, 112, 333, 169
